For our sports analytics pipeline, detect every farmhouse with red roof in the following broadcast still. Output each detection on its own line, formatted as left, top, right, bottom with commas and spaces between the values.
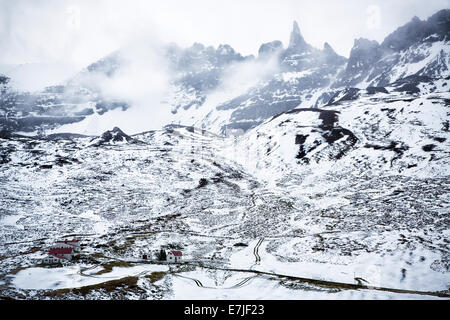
42, 247, 74, 264
54, 240, 80, 252
42, 239, 80, 264
167, 250, 182, 262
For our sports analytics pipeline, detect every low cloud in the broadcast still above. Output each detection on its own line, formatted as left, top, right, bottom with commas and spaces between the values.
201, 53, 281, 113
59, 39, 282, 135
54, 38, 175, 135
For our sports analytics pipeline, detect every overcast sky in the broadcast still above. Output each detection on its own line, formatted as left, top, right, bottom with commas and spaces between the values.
0, 0, 449, 70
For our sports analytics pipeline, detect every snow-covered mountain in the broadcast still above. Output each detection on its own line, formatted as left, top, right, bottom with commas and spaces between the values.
196, 10, 449, 134
227, 87, 449, 180
175, 20, 349, 134
1, 9, 449, 135
336, 9, 450, 88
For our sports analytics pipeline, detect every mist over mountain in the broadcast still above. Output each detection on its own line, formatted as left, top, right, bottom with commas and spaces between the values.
0, 9, 448, 135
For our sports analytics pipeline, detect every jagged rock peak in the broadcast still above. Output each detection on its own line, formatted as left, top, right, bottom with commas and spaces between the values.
322, 42, 347, 65
348, 38, 382, 65
288, 20, 309, 51
357, 37, 374, 44
333, 37, 382, 87
353, 37, 380, 49
428, 8, 450, 26
323, 42, 336, 55
258, 40, 283, 58
101, 127, 133, 142
292, 20, 301, 35
217, 44, 236, 55
89, 126, 137, 146
190, 42, 206, 52
111, 126, 126, 134
381, 10, 449, 52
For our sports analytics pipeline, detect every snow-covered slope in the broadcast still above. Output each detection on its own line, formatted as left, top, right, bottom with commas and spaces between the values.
227, 87, 449, 181
1, 93, 449, 298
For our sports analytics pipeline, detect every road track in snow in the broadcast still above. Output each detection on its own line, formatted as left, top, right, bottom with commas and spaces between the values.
67, 234, 450, 297
174, 273, 258, 290
229, 276, 257, 289
94, 254, 450, 298
173, 274, 204, 288
253, 238, 263, 264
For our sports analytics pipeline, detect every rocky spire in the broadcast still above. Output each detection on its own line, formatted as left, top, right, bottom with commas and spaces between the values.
322, 42, 347, 65
288, 21, 309, 52
323, 42, 336, 55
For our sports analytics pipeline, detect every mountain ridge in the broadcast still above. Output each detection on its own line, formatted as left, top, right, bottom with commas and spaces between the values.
0, 9, 449, 135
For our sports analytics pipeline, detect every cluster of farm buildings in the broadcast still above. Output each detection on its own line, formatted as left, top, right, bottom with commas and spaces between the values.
42, 240, 80, 264
41, 239, 183, 264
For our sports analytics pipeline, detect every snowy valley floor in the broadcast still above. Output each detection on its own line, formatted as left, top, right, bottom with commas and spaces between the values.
0, 123, 449, 300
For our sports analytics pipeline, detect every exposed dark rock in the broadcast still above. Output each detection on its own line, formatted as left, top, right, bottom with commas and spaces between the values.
327, 88, 361, 105
101, 127, 133, 143
422, 144, 437, 152
335, 38, 382, 87
432, 137, 446, 143
367, 86, 389, 94
197, 178, 209, 188
322, 127, 358, 145
0, 74, 10, 85
271, 108, 340, 125
381, 10, 450, 52
365, 141, 409, 156
391, 75, 433, 94
0, 116, 86, 133
0, 129, 12, 139
90, 127, 143, 147
0, 150, 11, 164
233, 242, 248, 247
318, 110, 340, 128
394, 84, 420, 94
295, 134, 308, 145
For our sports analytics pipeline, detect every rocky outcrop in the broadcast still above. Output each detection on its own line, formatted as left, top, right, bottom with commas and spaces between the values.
89, 127, 143, 146
258, 40, 283, 59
